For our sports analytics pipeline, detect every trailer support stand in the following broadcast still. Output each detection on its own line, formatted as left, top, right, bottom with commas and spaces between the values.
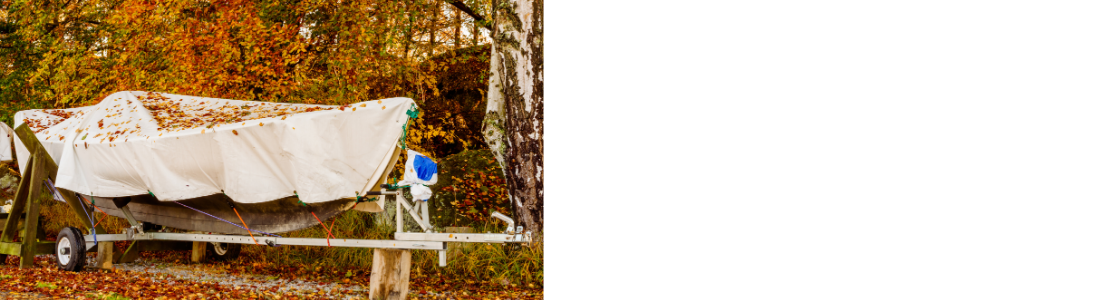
0, 143, 54, 268
191, 241, 207, 262
2, 124, 105, 267
117, 205, 143, 235
18, 163, 42, 269
95, 242, 113, 269
369, 248, 411, 300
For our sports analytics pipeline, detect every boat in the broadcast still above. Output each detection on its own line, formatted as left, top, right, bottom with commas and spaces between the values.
11, 91, 417, 234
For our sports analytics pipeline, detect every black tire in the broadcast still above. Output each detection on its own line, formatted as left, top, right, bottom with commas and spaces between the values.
142, 222, 163, 232
55, 227, 86, 272
206, 242, 241, 261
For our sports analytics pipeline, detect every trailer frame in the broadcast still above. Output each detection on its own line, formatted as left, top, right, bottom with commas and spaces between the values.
4, 122, 531, 300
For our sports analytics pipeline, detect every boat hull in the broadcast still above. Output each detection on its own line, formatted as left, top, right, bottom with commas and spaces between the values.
85, 193, 358, 235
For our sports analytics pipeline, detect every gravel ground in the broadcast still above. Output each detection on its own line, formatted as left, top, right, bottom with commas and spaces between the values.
113, 258, 368, 299
0, 254, 541, 299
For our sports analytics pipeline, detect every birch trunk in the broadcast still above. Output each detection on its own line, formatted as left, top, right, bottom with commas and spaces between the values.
482, 0, 543, 233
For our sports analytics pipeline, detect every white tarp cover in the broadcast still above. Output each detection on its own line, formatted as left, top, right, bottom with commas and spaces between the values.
13, 91, 415, 204
0, 122, 13, 162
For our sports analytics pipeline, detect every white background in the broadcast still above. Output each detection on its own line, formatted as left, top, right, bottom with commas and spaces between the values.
550, 0, 1100, 299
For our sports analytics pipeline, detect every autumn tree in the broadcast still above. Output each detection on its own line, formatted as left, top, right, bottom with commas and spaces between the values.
0, 0, 522, 230
0, 0, 490, 107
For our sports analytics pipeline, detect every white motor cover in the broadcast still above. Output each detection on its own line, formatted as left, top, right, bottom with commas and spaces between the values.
397, 149, 438, 202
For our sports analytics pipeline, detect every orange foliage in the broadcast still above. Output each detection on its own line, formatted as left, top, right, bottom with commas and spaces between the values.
440, 169, 509, 224
2, 0, 494, 108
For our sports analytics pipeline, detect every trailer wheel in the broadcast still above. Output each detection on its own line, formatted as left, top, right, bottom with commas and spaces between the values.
55, 227, 86, 272
206, 242, 240, 261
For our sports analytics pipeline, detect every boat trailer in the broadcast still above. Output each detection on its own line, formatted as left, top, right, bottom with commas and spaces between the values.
71, 189, 529, 266
1, 123, 530, 299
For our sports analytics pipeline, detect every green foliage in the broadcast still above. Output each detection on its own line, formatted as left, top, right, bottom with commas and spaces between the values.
0, 100, 46, 127
430, 149, 510, 227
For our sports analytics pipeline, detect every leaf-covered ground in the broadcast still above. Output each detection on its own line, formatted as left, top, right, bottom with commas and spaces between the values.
0, 254, 543, 299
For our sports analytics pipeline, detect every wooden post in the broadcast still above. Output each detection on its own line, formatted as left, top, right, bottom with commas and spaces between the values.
18, 195, 39, 268
369, 249, 411, 300
0, 153, 34, 263
95, 242, 114, 269
18, 148, 45, 268
191, 241, 206, 263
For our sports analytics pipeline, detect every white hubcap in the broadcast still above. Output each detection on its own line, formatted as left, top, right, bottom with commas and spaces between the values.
57, 237, 71, 265
212, 242, 227, 256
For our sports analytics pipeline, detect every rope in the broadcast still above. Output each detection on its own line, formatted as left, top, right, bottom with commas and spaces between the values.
86, 197, 105, 227
76, 194, 106, 228
330, 217, 338, 237
44, 179, 64, 203
232, 207, 259, 245
324, 212, 343, 241
297, 192, 335, 246
310, 211, 334, 247
399, 103, 419, 149
172, 201, 282, 237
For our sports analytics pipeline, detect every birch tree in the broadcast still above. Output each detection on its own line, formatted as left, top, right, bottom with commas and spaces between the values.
448, 0, 543, 233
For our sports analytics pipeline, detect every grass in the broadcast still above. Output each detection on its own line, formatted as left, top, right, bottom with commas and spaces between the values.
236, 209, 543, 285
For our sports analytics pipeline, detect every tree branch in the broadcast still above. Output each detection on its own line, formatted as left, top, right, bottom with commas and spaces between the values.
445, 0, 491, 30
